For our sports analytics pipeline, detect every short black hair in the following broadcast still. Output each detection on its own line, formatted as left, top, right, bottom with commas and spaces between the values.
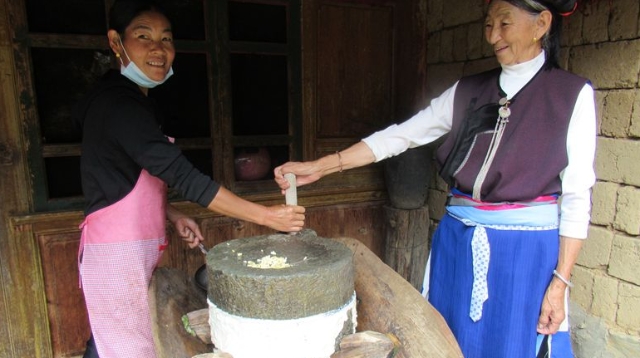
108, 0, 171, 35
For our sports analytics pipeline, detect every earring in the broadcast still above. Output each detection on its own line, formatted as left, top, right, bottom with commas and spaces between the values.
533, 37, 538, 43
115, 53, 121, 58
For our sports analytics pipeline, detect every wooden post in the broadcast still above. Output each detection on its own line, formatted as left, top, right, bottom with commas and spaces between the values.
383, 204, 430, 291
149, 267, 213, 357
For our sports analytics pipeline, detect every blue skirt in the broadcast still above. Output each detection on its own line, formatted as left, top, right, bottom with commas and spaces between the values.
428, 212, 574, 358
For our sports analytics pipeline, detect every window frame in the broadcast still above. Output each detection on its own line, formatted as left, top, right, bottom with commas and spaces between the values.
9, 0, 302, 212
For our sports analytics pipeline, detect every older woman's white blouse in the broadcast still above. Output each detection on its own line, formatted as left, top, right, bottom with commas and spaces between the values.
363, 51, 596, 239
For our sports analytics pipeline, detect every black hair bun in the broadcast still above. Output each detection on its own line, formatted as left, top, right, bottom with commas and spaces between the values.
545, 0, 578, 14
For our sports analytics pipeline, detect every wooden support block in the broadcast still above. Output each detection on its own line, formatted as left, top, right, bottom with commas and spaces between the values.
331, 331, 397, 358
183, 308, 213, 345
149, 267, 213, 358
192, 351, 233, 358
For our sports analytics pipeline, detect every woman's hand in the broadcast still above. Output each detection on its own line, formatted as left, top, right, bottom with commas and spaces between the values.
537, 279, 567, 335
173, 216, 205, 249
274, 160, 324, 193
538, 236, 582, 334
274, 141, 377, 193
263, 204, 306, 233
206, 187, 306, 233
166, 204, 205, 249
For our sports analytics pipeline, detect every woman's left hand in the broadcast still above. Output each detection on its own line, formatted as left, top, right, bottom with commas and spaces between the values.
173, 216, 204, 249
538, 236, 582, 334
537, 280, 566, 335
167, 204, 205, 249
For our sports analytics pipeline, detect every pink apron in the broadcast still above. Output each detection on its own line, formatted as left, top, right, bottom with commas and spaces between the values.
78, 169, 168, 358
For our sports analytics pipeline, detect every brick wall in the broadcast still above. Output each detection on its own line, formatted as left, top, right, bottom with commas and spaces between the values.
423, 0, 640, 356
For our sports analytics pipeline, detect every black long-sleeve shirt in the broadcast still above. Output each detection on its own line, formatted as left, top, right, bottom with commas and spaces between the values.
73, 70, 219, 215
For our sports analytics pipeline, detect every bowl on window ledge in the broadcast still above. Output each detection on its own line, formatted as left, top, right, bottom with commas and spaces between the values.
234, 147, 272, 181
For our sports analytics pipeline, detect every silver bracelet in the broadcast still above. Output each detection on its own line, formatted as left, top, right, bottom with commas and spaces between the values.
553, 270, 574, 288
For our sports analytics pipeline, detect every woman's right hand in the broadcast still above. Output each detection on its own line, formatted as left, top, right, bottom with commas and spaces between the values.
274, 160, 324, 192
207, 187, 306, 233
274, 142, 377, 193
264, 204, 306, 233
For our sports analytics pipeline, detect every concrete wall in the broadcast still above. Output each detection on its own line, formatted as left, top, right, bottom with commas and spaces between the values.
423, 0, 640, 357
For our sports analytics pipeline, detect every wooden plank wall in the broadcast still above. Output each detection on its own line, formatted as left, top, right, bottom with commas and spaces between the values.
8, 200, 386, 357
0, 0, 428, 356
1, 0, 52, 357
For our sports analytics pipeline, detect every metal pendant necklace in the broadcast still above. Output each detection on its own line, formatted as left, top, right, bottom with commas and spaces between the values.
498, 97, 511, 119
472, 100, 510, 200
471, 65, 545, 200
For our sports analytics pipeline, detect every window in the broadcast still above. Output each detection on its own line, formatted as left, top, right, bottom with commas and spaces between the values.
13, 0, 301, 211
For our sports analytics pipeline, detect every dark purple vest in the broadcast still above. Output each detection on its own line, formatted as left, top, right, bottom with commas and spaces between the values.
436, 66, 588, 202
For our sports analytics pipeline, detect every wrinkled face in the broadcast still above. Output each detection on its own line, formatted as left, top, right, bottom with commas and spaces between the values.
485, 0, 544, 66
119, 11, 175, 81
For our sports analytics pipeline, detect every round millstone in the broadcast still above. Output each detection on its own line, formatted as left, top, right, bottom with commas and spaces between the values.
206, 229, 354, 320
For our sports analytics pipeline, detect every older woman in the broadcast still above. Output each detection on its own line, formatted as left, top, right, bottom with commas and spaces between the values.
274, 0, 595, 357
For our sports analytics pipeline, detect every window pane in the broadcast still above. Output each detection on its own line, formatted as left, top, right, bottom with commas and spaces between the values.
150, 53, 211, 139
266, 145, 290, 173
167, 149, 212, 201
229, 2, 286, 43
182, 148, 213, 178
231, 54, 288, 136
45, 156, 82, 198
26, 0, 106, 35
234, 145, 288, 181
157, 0, 206, 40
32, 48, 112, 144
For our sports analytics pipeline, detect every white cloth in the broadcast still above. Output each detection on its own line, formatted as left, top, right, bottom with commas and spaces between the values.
362, 51, 596, 239
470, 226, 490, 321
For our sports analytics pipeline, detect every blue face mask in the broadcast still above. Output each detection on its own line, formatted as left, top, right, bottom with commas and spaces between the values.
118, 37, 173, 88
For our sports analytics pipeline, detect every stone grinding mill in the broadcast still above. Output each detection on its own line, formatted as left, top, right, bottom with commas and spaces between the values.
205, 229, 357, 358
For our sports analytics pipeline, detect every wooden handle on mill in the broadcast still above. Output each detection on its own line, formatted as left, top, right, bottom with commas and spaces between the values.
284, 173, 297, 206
